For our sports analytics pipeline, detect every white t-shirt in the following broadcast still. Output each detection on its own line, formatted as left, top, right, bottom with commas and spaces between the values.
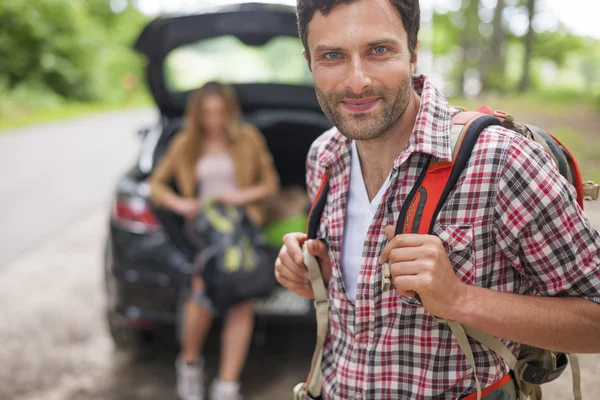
195, 152, 238, 199
341, 141, 391, 303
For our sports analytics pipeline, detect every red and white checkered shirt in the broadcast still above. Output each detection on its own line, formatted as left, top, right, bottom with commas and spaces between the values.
305, 75, 600, 399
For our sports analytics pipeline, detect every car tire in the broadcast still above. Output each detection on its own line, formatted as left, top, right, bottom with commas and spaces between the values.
106, 308, 157, 357
104, 238, 158, 359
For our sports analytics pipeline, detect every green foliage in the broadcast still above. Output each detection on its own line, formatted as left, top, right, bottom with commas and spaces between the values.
428, 12, 462, 56
0, 0, 149, 118
533, 29, 586, 68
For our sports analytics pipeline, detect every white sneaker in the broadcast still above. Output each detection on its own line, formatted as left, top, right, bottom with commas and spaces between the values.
209, 378, 244, 400
176, 356, 205, 400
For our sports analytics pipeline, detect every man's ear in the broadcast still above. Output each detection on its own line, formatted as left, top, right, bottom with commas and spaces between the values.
410, 39, 420, 74
303, 48, 312, 72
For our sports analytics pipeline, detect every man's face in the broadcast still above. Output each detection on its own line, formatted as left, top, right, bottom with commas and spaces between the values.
305, 0, 418, 141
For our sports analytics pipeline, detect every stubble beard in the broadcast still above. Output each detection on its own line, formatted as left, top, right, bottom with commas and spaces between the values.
315, 75, 414, 141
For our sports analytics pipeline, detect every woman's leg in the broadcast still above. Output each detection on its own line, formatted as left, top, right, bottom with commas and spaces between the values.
176, 276, 214, 400
218, 300, 255, 381
182, 276, 214, 363
208, 300, 254, 399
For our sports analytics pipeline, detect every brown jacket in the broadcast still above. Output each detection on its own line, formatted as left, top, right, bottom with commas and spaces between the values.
149, 123, 280, 226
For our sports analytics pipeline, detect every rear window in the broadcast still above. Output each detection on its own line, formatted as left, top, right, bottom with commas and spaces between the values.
164, 35, 314, 92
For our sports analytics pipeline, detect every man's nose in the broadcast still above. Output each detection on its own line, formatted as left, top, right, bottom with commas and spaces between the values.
346, 56, 372, 95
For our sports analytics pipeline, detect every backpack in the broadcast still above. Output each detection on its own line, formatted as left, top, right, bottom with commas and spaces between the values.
188, 201, 278, 313
293, 106, 597, 400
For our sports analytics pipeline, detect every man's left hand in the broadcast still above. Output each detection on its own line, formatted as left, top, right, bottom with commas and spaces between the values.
378, 225, 468, 319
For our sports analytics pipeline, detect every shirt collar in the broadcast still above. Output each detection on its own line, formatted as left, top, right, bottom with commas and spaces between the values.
398, 74, 453, 166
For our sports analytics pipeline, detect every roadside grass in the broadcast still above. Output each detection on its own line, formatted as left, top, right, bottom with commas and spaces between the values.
0, 95, 152, 133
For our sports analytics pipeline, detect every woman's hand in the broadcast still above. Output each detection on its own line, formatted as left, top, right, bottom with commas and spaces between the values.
172, 197, 201, 219
217, 191, 249, 206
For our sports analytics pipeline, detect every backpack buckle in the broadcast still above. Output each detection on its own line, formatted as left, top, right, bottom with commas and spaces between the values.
493, 110, 515, 121
583, 181, 599, 201
381, 262, 392, 292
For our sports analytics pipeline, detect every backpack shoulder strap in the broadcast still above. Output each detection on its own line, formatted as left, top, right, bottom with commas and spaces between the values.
386, 112, 501, 400
395, 111, 501, 236
297, 170, 331, 399
307, 170, 330, 240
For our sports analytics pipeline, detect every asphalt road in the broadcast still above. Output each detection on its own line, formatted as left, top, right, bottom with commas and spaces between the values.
0, 108, 154, 267
0, 110, 598, 400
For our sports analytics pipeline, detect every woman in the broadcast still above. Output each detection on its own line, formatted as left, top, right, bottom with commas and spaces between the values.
149, 81, 280, 400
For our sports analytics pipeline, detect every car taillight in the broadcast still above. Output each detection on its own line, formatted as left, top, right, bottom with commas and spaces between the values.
112, 197, 161, 232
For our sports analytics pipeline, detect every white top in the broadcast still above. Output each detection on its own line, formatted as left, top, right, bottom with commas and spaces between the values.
195, 152, 238, 199
341, 141, 391, 303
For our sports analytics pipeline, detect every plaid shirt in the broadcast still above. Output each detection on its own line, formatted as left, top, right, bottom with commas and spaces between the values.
305, 75, 600, 399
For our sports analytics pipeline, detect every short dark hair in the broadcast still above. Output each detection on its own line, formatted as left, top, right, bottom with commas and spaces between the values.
296, 0, 420, 64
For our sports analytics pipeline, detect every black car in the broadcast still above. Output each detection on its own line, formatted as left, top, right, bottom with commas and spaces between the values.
104, 2, 332, 353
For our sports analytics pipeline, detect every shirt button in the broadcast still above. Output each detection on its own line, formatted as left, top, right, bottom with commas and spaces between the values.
354, 392, 363, 400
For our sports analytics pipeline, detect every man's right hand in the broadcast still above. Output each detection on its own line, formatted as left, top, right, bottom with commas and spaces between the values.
274, 232, 332, 299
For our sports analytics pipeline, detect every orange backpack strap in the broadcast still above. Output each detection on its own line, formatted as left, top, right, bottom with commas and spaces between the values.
547, 132, 585, 209
397, 112, 502, 236
306, 170, 330, 240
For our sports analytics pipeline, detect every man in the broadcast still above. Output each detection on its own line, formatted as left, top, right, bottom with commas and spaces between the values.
274, 0, 600, 398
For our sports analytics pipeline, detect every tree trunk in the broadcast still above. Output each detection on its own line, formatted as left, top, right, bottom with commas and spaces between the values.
519, 0, 536, 92
458, 0, 481, 96
483, 0, 506, 91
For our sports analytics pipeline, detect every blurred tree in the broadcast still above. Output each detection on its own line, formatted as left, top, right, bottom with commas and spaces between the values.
0, 0, 148, 110
518, 0, 536, 92
430, 12, 462, 57
482, 0, 507, 91
458, 0, 482, 96
533, 30, 586, 68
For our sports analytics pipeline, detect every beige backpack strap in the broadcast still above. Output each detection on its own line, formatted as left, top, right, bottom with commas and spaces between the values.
444, 319, 482, 399
446, 320, 583, 400
568, 354, 582, 400
303, 243, 330, 397
442, 318, 524, 400
460, 325, 518, 369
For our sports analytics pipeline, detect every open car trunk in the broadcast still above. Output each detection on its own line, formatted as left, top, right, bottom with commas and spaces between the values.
133, 2, 333, 255
134, 2, 322, 118
246, 109, 331, 189
133, 2, 334, 190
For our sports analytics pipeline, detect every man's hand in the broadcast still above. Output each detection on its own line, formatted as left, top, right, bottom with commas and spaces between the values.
378, 225, 468, 319
274, 232, 332, 299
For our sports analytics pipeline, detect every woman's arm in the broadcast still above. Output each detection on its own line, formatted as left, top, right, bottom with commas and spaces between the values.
248, 126, 280, 201
226, 126, 280, 205
149, 137, 199, 216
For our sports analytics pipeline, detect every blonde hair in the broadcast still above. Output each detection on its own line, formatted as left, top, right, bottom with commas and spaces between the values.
179, 81, 243, 163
